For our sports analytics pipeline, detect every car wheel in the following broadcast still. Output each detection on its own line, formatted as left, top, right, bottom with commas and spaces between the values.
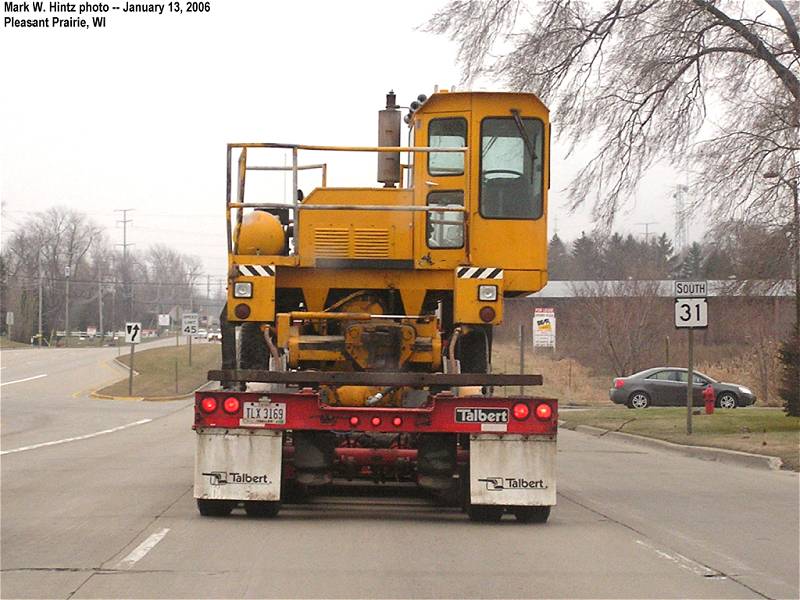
717, 392, 737, 409
628, 391, 650, 409
196, 499, 235, 517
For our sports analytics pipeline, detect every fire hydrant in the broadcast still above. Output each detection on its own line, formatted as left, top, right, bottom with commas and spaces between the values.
703, 385, 715, 414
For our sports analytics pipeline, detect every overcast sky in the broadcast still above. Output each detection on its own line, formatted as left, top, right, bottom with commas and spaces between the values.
1, 0, 694, 285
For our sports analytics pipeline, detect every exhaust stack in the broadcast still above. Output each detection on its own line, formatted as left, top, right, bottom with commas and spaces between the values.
377, 90, 401, 187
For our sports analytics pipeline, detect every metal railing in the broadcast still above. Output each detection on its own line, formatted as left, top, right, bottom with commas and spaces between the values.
226, 142, 468, 257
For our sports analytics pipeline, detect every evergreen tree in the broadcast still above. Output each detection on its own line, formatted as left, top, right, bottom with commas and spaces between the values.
548, 234, 570, 280
680, 242, 704, 279
571, 232, 601, 279
653, 233, 678, 278
600, 232, 627, 280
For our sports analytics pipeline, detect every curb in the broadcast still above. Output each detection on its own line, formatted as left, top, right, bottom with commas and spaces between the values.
90, 381, 216, 402
572, 424, 783, 471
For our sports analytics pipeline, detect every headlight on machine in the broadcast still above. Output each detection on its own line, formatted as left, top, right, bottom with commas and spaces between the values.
233, 281, 253, 298
478, 284, 498, 302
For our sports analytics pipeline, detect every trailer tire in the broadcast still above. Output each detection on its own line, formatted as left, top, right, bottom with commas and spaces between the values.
467, 504, 503, 523
244, 500, 281, 518
196, 499, 235, 517
512, 505, 551, 523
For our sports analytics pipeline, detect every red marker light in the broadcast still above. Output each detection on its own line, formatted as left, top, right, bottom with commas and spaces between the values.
392, 416, 402, 427
512, 402, 530, 420
223, 396, 240, 414
479, 306, 496, 323
371, 416, 382, 427
200, 397, 218, 413
535, 403, 553, 420
349, 416, 360, 427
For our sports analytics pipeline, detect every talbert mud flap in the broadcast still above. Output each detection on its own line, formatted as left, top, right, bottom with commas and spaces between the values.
470, 434, 556, 506
194, 428, 282, 501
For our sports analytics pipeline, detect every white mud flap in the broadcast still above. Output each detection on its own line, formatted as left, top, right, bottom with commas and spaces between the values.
469, 434, 556, 506
194, 428, 282, 501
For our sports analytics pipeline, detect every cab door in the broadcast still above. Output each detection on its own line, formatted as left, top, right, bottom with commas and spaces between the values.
413, 112, 470, 269
468, 103, 548, 272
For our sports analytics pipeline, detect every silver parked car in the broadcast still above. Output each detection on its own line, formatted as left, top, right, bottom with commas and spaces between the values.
609, 367, 756, 409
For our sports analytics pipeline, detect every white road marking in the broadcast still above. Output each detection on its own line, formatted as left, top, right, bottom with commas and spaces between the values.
0, 418, 152, 455
0, 373, 48, 387
115, 528, 171, 570
635, 539, 723, 578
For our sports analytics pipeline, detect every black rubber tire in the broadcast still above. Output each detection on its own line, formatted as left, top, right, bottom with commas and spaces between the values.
196, 499, 235, 517
717, 392, 738, 409
243, 500, 281, 518
512, 505, 551, 523
467, 504, 504, 523
627, 391, 650, 409
239, 322, 268, 370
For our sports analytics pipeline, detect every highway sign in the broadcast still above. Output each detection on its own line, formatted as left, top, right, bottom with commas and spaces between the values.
675, 298, 708, 328
182, 313, 199, 335
674, 280, 707, 297
5, 312, 13, 326
158, 314, 170, 327
125, 322, 142, 344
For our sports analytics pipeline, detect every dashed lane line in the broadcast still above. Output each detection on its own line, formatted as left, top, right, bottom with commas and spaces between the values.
115, 528, 171, 570
0, 373, 48, 387
0, 418, 152, 455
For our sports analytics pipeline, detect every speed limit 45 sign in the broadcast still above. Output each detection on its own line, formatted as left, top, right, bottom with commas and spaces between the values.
675, 297, 708, 328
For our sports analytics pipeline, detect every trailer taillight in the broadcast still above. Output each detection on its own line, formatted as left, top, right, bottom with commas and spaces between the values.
535, 403, 553, 420
200, 397, 218, 413
392, 416, 402, 427
371, 416, 382, 426
512, 402, 530, 420
223, 397, 240, 414
614, 378, 624, 389
349, 416, 360, 427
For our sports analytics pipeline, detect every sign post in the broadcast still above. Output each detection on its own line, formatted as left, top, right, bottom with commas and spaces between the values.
674, 281, 709, 435
5, 311, 13, 343
125, 321, 141, 396
182, 313, 199, 367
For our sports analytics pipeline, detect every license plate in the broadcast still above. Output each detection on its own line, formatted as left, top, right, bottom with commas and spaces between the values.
241, 402, 286, 426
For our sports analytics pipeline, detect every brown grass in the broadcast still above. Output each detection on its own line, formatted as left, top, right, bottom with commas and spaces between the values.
97, 342, 220, 397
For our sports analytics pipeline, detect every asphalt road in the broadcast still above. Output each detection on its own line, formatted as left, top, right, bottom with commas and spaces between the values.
1, 346, 798, 599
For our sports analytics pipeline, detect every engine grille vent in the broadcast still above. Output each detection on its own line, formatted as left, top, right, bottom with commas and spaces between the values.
314, 227, 390, 259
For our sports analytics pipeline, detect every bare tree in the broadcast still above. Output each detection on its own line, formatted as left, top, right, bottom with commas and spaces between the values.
570, 280, 666, 376
426, 0, 799, 225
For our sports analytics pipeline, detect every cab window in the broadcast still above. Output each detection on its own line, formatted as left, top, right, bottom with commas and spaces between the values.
428, 118, 466, 176
480, 117, 543, 219
426, 191, 464, 249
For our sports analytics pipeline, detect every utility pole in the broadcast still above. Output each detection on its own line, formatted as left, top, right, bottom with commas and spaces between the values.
64, 264, 71, 347
207, 274, 211, 300
37, 254, 43, 347
637, 222, 658, 244
98, 276, 104, 345
115, 208, 135, 320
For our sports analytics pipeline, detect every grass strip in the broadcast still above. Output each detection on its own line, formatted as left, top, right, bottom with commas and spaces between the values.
560, 407, 800, 471
97, 342, 220, 398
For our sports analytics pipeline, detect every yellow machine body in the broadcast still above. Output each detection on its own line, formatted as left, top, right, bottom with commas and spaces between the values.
225, 90, 549, 404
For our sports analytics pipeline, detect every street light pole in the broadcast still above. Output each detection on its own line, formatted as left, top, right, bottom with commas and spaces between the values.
64, 264, 70, 347
764, 171, 799, 408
